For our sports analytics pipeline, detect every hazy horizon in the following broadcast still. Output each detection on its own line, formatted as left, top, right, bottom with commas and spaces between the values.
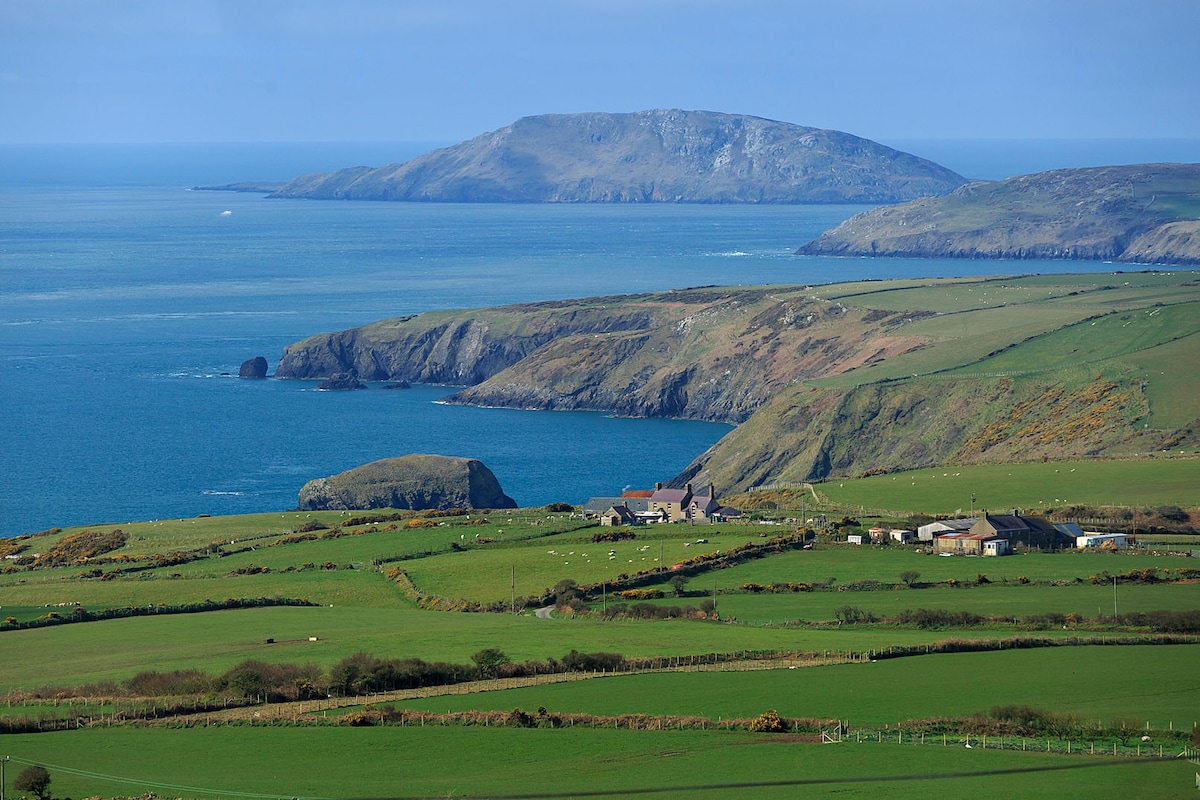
3, 0, 1197, 147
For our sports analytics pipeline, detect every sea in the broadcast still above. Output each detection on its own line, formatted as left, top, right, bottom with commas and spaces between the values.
2, 139, 1197, 537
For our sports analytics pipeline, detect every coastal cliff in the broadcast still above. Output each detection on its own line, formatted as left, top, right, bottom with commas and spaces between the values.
797, 163, 1200, 264
277, 274, 1200, 493
267, 110, 967, 204
276, 287, 931, 424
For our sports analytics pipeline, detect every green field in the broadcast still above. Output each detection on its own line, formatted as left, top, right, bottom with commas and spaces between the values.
816, 458, 1200, 513
1, 727, 1193, 800
396, 644, 1200, 727
3, 501, 1199, 799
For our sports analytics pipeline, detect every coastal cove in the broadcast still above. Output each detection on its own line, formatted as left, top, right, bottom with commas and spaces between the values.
2, 145, 1195, 537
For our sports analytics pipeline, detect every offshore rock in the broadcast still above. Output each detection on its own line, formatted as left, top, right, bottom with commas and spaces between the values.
316, 373, 366, 391
238, 356, 269, 379
296, 454, 517, 511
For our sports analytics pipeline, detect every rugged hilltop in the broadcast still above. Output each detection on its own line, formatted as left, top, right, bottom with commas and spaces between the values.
798, 163, 1200, 265
267, 110, 967, 204
276, 274, 1200, 493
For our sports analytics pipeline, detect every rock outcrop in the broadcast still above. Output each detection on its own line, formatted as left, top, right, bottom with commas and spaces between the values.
797, 163, 1200, 264
238, 356, 269, 379
296, 454, 517, 511
316, 373, 366, 391
267, 110, 967, 204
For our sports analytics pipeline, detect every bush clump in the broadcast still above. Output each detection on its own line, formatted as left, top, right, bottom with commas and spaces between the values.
749, 709, 789, 733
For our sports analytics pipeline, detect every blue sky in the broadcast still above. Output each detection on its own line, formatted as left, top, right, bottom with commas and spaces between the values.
2, 0, 1198, 145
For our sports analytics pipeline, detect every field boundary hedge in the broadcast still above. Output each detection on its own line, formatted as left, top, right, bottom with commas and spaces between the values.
0, 596, 316, 632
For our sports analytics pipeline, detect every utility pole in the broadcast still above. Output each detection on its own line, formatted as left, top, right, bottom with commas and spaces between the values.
2, 754, 9, 800
1113, 576, 1118, 620
511, 565, 515, 614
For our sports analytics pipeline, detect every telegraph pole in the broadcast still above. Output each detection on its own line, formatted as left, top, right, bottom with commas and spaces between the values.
2, 754, 9, 800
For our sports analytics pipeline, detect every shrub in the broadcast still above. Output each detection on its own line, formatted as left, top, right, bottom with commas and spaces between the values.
34, 528, 128, 567
545, 502, 574, 513
506, 707, 535, 727
561, 650, 626, 672
900, 570, 921, 586
592, 529, 636, 542
749, 710, 789, 733
833, 605, 876, 624
619, 588, 664, 600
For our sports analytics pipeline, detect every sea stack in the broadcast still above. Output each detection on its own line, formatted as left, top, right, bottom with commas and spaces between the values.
238, 356, 269, 379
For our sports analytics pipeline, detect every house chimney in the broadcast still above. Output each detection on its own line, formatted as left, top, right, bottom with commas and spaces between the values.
655, 482, 662, 491
685, 483, 692, 494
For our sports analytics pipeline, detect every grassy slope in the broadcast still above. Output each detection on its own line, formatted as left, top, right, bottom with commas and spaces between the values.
694, 273, 1200, 492
817, 458, 1200, 513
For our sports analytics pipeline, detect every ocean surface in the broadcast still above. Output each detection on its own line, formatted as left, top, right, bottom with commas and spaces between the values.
2, 140, 1196, 537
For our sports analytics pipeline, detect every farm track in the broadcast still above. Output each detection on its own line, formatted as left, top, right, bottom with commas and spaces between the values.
166, 654, 855, 724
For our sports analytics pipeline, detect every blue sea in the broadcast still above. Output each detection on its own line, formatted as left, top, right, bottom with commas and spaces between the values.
2, 140, 1196, 537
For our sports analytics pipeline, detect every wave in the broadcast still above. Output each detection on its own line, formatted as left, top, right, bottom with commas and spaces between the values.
201, 490, 252, 497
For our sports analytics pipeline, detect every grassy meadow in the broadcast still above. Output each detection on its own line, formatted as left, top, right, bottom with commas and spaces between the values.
3, 726, 1191, 800
2, 453, 1198, 797
813, 457, 1200, 513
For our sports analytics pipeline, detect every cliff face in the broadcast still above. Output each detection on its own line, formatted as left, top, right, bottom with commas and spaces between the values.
276, 288, 935, 424
296, 454, 517, 511
277, 274, 1200, 494
797, 163, 1200, 264
268, 110, 967, 204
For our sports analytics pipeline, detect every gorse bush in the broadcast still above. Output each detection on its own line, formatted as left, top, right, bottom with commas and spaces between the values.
749, 710, 789, 733
34, 528, 128, 567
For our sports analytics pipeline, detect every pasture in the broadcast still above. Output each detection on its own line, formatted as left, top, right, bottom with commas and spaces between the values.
2, 496, 1199, 800
395, 644, 1200, 728
814, 457, 1200, 512
1, 725, 1192, 800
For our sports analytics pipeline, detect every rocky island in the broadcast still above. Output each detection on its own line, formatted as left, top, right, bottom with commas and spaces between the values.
798, 163, 1200, 265
263, 110, 967, 204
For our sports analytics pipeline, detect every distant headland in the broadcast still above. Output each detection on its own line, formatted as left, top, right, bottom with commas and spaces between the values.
198, 109, 968, 205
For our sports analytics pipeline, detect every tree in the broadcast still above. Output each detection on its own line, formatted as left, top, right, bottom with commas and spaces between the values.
667, 574, 688, 597
471, 648, 511, 678
899, 570, 921, 587
15, 765, 51, 800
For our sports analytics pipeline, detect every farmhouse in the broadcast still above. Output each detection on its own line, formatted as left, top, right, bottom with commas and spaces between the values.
969, 512, 1074, 550
934, 511, 1073, 554
599, 504, 636, 526
584, 496, 649, 519
588, 483, 739, 525
917, 518, 978, 541
650, 482, 693, 522
933, 531, 1012, 556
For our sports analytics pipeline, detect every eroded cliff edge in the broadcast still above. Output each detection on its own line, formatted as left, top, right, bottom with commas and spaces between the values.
276, 275, 1200, 493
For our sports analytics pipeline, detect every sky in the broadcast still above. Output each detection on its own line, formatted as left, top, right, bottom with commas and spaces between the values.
2, 0, 1198, 146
